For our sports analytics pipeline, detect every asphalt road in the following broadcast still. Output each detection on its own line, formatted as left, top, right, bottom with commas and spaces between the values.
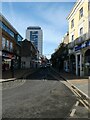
2, 67, 77, 119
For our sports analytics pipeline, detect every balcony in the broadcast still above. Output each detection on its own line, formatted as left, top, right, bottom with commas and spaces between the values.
68, 42, 74, 49
68, 33, 88, 49
74, 33, 87, 45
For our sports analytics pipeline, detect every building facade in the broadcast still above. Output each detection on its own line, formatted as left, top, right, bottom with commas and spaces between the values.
26, 26, 43, 57
0, 14, 23, 71
20, 39, 38, 68
62, 32, 70, 72
51, 32, 69, 72
67, 0, 90, 76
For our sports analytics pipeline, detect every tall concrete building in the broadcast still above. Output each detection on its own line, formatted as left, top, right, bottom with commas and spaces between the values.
26, 26, 43, 57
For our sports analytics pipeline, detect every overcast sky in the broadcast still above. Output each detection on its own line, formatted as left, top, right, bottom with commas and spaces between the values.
2, 2, 75, 58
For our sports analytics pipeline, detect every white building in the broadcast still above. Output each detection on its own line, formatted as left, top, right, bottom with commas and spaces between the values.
26, 26, 43, 57
67, 0, 90, 76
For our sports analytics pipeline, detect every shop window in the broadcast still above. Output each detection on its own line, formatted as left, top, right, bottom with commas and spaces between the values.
79, 7, 83, 19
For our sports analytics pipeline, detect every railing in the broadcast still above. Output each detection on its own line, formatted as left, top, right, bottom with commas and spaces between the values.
74, 33, 87, 45
68, 41, 74, 49
68, 33, 88, 49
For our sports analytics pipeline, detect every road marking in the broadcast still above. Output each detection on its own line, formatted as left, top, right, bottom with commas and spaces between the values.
79, 99, 89, 110
70, 108, 76, 117
61, 80, 90, 110
69, 101, 79, 117
75, 101, 79, 107
2, 80, 26, 90
42, 79, 47, 81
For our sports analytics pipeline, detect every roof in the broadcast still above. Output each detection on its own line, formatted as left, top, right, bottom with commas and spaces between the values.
20, 39, 37, 51
27, 26, 41, 30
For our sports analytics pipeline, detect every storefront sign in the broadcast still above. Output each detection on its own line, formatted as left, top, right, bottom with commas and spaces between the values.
75, 40, 90, 51
2, 52, 14, 59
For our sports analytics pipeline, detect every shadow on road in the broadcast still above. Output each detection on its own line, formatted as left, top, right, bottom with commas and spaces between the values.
26, 68, 59, 81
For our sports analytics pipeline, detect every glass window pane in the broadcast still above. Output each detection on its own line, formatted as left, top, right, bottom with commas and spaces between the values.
6, 40, 9, 50
2, 37, 6, 49
10, 42, 13, 51
0, 21, 2, 28
80, 27, 83, 35
2, 22, 15, 38
79, 7, 83, 19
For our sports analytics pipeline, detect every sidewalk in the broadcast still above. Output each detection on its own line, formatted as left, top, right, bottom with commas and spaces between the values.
59, 71, 89, 98
1, 68, 38, 82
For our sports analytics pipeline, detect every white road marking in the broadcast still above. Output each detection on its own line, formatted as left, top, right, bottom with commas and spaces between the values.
70, 108, 76, 117
75, 101, 79, 107
79, 99, 89, 110
2, 80, 26, 90
61, 80, 89, 110
70, 101, 79, 117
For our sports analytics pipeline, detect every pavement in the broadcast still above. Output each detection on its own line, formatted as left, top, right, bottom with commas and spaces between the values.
50, 67, 90, 100
59, 71, 90, 99
0, 68, 38, 82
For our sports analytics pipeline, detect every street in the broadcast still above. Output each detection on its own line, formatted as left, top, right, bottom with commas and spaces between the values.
2, 67, 78, 119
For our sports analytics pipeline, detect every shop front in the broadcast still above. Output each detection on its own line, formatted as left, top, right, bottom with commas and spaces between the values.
2, 51, 20, 71
75, 40, 90, 77
84, 49, 90, 76
69, 54, 76, 74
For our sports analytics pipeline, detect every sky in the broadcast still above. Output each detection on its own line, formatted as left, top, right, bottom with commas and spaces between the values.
1, 2, 75, 59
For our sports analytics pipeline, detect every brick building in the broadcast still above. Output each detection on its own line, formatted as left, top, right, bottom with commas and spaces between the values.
0, 14, 23, 71
19, 39, 38, 68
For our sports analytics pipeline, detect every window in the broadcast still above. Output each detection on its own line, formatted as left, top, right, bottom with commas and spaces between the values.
17, 34, 23, 42
2, 37, 6, 49
88, 2, 90, 11
71, 19, 74, 28
72, 35, 74, 41
6, 40, 9, 50
10, 42, 13, 51
2, 22, 15, 38
9, 30, 14, 38
89, 21, 90, 29
80, 27, 83, 35
79, 7, 83, 19
0, 21, 2, 28
30, 31, 38, 49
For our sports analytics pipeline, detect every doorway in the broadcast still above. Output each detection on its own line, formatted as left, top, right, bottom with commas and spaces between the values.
77, 54, 80, 76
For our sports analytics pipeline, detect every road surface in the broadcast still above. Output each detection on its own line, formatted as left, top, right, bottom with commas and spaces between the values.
2, 67, 78, 119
